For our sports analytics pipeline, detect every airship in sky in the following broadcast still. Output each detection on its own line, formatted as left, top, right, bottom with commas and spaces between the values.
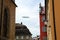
22, 16, 30, 18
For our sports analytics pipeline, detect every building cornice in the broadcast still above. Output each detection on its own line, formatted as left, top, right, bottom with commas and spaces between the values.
11, 0, 17, 7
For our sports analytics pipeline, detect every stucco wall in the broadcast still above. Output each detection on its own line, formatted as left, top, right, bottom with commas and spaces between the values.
47, 0, 60, 40
54, 0, 60, 40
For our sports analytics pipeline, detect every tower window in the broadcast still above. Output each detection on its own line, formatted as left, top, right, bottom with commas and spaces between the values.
3, 8, 9, 37
42, 16, 45, 22
42, 26, 47, 32
43, 36, 47, 40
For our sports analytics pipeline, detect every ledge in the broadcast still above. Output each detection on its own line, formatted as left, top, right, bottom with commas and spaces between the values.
11, 0, 17, 7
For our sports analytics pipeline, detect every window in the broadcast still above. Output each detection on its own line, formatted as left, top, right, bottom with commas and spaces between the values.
43, 36, 47, 40
3, 8, 9, 37
42, 16, 45, 22
26, 36, 29, 39
42, 26, 47, 32
21, 36, 23, 39
16, 36, 19, 39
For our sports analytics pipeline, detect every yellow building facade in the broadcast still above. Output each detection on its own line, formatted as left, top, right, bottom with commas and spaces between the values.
46, 0, 60, 40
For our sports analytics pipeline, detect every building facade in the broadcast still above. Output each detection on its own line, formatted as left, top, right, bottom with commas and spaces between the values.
39, 4, 47, 40
15, 23, 32, 40
32, 35, 40, 40
0, 0, 17, 40
46, 0, 60, 40
45, 0, 52, 40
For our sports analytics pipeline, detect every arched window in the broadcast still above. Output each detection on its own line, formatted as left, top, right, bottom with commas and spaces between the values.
3, 8, 9, 37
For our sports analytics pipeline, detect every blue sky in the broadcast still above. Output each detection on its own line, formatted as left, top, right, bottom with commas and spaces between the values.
15, 0, 44, 37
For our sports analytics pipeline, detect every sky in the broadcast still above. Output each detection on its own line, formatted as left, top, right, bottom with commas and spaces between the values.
15, 0, 44, 37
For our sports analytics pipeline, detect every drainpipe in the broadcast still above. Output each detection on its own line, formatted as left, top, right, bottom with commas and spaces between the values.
52, 0, 57, 40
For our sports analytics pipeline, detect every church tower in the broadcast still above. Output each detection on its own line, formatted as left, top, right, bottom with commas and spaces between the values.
39, 3, 47, 40
0, 0, 17, 40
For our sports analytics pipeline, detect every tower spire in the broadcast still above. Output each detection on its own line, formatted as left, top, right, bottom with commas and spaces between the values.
39, 3, 43, 12
39, 3, 42, 8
